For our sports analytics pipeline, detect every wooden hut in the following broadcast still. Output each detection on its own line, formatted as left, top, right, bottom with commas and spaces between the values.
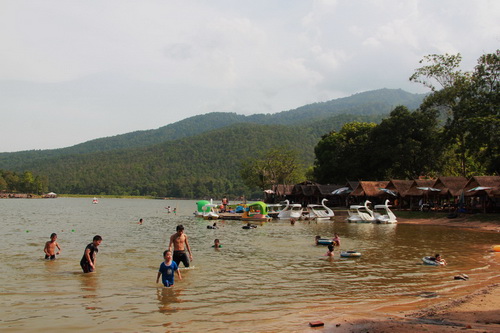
404, 179, 437, 210
462, 176, 500, 213
349, 181, 389, 205
385, 179, 414, 208
433, 176, 468, 197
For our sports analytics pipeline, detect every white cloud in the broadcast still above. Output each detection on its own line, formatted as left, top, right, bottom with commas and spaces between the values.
0, 0, 498, 151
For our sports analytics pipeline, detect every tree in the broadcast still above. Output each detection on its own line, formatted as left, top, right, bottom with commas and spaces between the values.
240, 148, 305, 191
410, 50, 500, 176
369, 106, 442, 179
313, 122, 376, 183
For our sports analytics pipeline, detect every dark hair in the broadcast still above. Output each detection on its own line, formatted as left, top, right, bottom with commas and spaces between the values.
163, 249, 172, 257
93, 235, 102, 241
214, 239, 219, 242
50, 233, 57, 238
435, 253, 440, 257
176, 225, 184, 231
328, 244, 334, 251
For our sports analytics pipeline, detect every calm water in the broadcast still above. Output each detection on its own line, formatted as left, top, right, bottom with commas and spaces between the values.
1, 198, 499, 332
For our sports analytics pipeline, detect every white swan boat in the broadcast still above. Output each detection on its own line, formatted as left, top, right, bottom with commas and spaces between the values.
202, 202, 220, 220
346, 200, 376, 223
373, 199, 397, 223
277, 200, 303, 219
304, 199, 335, 220
267, 203, 286, 219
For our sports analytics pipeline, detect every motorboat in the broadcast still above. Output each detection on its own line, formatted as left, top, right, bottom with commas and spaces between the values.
346, 200, 376, 223
304, 199, 335, 220
92, 197, 98, 204
373, 199, 397, 223
277, 200, 303, 220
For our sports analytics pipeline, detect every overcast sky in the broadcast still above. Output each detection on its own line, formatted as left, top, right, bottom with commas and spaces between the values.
1, 0, 498, 152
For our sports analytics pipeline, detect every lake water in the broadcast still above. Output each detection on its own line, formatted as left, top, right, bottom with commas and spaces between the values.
1, 198, 499, 332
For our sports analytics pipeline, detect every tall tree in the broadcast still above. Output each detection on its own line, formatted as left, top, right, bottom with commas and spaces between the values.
313, 122, 376, 184
410, 51, 500, 176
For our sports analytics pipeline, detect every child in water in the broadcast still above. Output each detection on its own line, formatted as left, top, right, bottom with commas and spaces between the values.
325, 244, 335, 257
44, 233, 61, 260
212, 239, 222, 248
333, 233, 340, 247
156, 250, 182, 287
432, 253, 447, 266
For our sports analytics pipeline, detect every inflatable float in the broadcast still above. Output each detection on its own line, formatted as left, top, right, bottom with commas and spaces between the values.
340, 251, 361, 257
493, 245, 500, 252
316, 239, 333, 246
422, 256, 445, 266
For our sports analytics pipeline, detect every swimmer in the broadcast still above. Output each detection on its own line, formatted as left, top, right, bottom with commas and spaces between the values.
44, 233, 61, 260
333, 233, 340, 247
138, 218, 143, 224
315, 235, 321, 245
212, 239, 222, 248
431, 253, 447, 266
290, 218, 296, 225
325, 244, 335, 257
207, 222, 218, 229
80, 235, 102, 273
168, 225, 193, 268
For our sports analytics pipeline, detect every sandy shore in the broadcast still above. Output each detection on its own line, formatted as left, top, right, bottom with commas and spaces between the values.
312, 216, 500, 333
398, 216, 500, 233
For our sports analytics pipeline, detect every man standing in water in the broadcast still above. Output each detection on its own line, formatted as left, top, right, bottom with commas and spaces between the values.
168, 225, 193, 267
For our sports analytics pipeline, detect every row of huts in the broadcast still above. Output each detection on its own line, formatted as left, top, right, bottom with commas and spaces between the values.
266, 176, 500, 213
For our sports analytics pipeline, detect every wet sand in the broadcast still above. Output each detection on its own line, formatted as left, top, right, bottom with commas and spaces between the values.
317, 217, 500, 333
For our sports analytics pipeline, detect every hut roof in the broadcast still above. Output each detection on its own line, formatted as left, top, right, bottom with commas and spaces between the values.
385, 179, 414, 196
318, 184, 344, 196
271, 184, 294, 196
433, 176, 468, 196
350, 181, 389, 197
463, 176, 500, 197
404, 179, 437, 197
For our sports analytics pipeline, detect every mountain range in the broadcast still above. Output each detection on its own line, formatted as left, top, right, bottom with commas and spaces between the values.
0, 88, 425, 197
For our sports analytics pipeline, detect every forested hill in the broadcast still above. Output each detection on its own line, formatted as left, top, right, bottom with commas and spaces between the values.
0, 88, 424, 161
19, 123, 320, 197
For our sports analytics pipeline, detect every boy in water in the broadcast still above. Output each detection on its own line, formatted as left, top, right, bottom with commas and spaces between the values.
156, 250, 182, 287
80, 235, 102, 273
44, 233, 61, 260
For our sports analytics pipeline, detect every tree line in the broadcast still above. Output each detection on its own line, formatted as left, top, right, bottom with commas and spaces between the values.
313, 50, 499, 184
0, 170, 48, 195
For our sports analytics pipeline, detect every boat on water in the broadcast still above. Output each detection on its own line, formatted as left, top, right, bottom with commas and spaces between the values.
373, 199, 397, 223
92, 197, 98, 204
267, 203, 286, 219
346, 200, 376, 223
277, 200, 303, 220
241, 201, 271, 222
194, 200, 210, 217
303, 199, 334, 220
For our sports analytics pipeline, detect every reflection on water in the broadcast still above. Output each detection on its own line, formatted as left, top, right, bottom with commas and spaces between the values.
0, 198, 498, 332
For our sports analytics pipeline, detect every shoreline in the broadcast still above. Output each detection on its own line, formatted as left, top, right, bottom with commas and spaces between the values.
314, 216, 500, 333
322, 281, 500, 332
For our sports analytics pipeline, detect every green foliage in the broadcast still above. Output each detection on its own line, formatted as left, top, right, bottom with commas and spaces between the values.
240, 148, 305, 190
0, 169, 47, 194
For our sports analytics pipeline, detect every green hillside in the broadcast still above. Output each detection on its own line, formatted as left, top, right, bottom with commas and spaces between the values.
0, 88, 425, 197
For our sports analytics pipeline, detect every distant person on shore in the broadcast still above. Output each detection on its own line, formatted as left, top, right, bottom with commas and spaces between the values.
156, 250, 182, 287
80, 235, 102, 273
168, 225, 192, 267
325, 244, 335, 257
44, 233, 61, 260
212, 239, 222, 248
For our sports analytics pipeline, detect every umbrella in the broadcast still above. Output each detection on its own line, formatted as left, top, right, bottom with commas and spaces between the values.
379, 188, 397, 196
417, 187, 441, 192
331, 187, 351, 195
467, 186, 493, 192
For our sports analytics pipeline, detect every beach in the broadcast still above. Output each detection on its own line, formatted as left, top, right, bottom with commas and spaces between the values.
316, 217, 500, 333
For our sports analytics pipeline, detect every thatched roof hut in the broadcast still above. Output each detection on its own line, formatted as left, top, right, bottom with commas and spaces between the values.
403, 179, 436, 197
350, 181, 389, 198
385, 179, 414, 197
433, 176, 468, 197
463, 176, 500, 197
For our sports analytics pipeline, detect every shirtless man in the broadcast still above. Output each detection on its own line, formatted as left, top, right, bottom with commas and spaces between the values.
168, 225, 193, 267
44, 233, 61, 260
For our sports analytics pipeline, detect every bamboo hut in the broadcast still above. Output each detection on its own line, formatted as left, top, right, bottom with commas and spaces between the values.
349, 181, 389, 205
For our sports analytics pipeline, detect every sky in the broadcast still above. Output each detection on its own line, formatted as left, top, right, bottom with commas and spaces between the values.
1, 0, 499, 152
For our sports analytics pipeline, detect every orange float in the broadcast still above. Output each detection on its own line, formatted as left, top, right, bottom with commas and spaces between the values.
493, 245, 500, 252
